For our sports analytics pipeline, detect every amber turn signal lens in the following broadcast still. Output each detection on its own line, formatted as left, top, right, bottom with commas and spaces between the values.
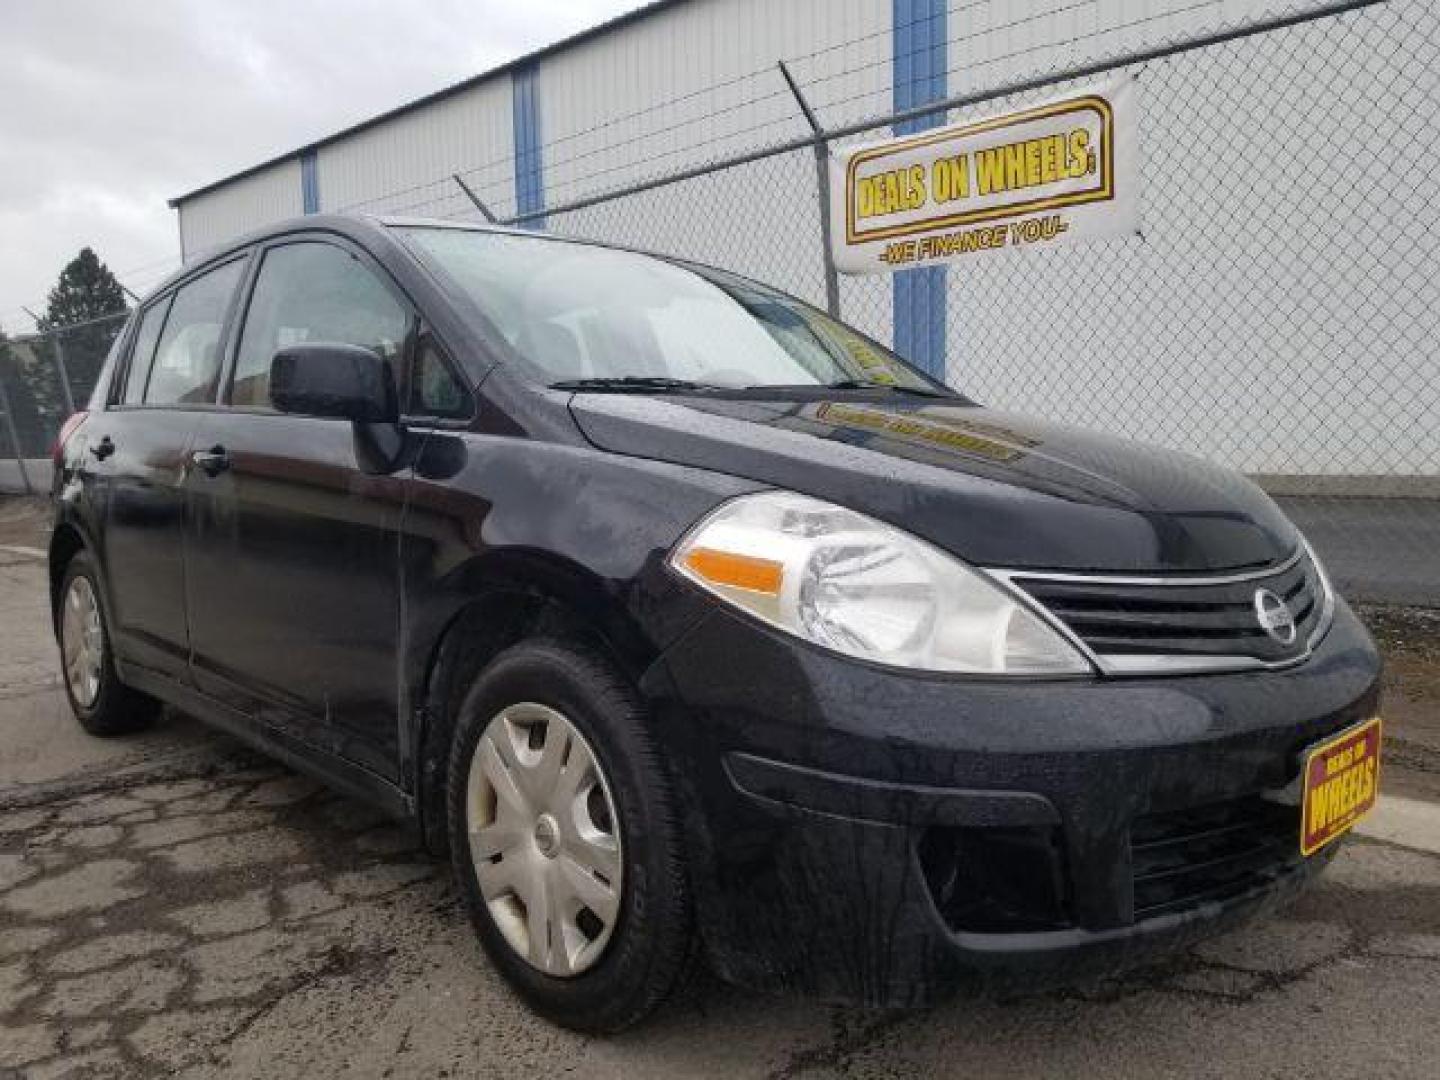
683, 547, 784, 595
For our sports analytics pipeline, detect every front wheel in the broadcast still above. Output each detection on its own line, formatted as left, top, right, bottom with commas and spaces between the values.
57, 551, 159, 736
446, 638, 694, 1032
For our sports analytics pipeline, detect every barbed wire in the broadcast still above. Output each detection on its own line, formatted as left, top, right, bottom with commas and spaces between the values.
332, 0, 1067, 217
806, 0, 1227, 119
0, 0, 1375, 321
339, 0, 968, 211
308, 0, 1265, 229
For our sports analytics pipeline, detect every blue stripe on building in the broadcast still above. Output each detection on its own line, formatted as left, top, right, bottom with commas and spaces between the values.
892, 0, 947, 380
512, 62, 545, 227
300, 149, 320, 214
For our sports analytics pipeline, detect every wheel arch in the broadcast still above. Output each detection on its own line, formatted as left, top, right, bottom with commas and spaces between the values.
48, 520, 89, 627
409, 548, 668, 856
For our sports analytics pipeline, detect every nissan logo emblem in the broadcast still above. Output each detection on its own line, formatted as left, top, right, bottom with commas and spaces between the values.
1254, 588, 1298, 646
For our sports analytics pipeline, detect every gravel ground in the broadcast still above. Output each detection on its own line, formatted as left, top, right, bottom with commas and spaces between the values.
3, 497, 1439, 1079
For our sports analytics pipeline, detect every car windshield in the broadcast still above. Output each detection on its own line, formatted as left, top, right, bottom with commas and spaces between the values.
397, 226, 946, 393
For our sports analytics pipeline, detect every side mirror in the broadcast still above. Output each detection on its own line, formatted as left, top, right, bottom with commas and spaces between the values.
270, 343, 398, 423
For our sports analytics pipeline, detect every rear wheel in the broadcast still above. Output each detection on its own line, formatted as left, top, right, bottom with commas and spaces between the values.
58, 552, 158, 736
446, 638, 694, 1032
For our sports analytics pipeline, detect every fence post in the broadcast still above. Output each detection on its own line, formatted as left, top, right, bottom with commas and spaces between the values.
51, 332, 78, 417
777, 61, 841, 320
453, 174, 499, 223
0, 353, 34, 495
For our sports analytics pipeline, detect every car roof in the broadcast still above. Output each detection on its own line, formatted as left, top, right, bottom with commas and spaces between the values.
143, 213, 632, 307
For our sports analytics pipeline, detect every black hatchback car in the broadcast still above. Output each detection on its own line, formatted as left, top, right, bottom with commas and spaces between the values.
50, 215, 1382, 1032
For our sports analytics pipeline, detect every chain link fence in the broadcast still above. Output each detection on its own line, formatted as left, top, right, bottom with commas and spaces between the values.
0, 311, 128, 494
528, 0, 1440, 604
2, 0, 1435, 602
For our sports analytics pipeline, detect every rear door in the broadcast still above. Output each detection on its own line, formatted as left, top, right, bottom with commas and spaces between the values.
91, 256, 247, 681
182, 237, 414, 780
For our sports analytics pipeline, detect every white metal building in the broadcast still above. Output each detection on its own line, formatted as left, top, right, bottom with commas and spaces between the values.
171, 0, 1285, 254
168, 0, 1438, 481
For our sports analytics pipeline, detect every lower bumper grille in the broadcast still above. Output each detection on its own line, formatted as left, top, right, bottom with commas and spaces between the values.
919, 826, 1071, 933
1130, 795, 1302, 921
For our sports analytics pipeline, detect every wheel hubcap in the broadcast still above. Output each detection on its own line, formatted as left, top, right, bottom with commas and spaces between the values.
465, 703, 623, 977
533, 814, 560, 858
61, 576, 104, 708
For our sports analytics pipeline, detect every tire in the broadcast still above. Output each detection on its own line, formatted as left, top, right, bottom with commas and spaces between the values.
57, 551, 159, 736
446, 637, 694, 1033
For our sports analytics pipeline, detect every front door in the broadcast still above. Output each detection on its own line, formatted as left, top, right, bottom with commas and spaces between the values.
183, 239, 413, 780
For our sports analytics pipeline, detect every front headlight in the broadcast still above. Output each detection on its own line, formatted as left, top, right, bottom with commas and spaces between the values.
669, 491, 1092, 675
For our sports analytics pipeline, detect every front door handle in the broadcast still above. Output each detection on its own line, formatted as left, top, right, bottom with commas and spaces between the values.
191, 446, 230, 477
89, 435, 115, 460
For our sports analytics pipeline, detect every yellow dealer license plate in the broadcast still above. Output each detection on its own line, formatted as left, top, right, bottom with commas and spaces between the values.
1300, 717, 1382, 857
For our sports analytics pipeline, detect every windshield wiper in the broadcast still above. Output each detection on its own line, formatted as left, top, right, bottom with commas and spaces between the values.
823, 378, 951, 398
549, 376, 718, 393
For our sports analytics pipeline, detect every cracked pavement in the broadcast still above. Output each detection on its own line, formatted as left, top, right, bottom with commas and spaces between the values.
3, 499, 1440, 1078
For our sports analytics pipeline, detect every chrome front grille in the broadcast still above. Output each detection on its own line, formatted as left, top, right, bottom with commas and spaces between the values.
998, 548, 1333, 675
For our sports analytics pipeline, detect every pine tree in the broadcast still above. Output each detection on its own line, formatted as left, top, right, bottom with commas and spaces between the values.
37, 248, 131, 415
40, 248, 128, 331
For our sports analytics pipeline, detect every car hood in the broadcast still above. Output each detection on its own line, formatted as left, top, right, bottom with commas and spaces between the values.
567, 393, 1298, 572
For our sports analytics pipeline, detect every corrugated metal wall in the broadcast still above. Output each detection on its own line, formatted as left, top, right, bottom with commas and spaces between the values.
944, 0, 1285, 96
178, 158, 302, 258
172, 0, 1302, 250
174, 1, 1287, 259
539, 0, 890, 197
174, 0, 901, 335
317, 78, 516, 222
169, 0, 1417, 476
172, 0, 897, 259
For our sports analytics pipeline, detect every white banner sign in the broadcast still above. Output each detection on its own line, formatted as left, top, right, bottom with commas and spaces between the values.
830, 77, 1139, 274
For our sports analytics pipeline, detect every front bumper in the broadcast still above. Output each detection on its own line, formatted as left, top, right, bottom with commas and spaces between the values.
638, 597, 1381, 1006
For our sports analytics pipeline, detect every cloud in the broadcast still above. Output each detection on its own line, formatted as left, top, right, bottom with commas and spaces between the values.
0, 0, 646, 332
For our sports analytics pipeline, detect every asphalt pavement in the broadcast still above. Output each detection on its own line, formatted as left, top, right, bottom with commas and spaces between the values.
2, 516, 1439, 1078
1277, 496, 1440, 607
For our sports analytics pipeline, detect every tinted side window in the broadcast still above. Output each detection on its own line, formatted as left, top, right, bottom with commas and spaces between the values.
231, 243, 410, 410
121, 296, 172, 404
410, 339, 473, 419
145, 259, 245, 405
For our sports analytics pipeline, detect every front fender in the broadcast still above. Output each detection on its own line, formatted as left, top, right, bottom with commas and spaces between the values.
396, 432, 761, 833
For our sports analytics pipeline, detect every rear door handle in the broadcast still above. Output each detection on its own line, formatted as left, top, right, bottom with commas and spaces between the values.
89, 436, 115, 460
191, 446, 230, 477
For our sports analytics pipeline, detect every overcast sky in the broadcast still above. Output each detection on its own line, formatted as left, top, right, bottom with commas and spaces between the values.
0, 0, 645, 334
